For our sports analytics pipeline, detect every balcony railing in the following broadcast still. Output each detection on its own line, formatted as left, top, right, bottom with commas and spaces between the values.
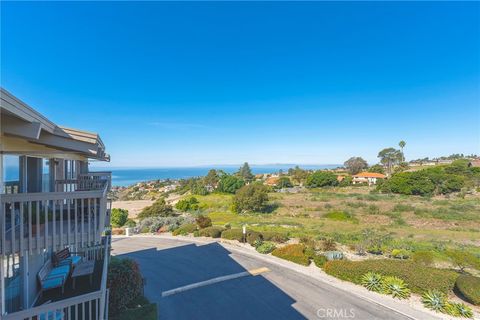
2, 237, 111, 320
0, 173, 111, 256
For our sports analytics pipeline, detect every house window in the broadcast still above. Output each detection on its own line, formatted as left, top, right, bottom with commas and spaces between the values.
2, 155, 20, 194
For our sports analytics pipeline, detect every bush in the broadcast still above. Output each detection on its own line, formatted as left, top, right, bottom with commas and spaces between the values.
390, 249, 411, 259
217, 174, 245, 194
256, 242, 276, 254
114, 303, 157, 320
444, 302, 473, 318
412, 251, 434, 266
108, 257, 143, 315
455, 275, 480, 305
313, 255, 328, 268
323, 259, 458, 294
320, 238, 337, 251
232, 183, 269, 213
324, 210, 356, 222
246, 231, 263, 246
272, 244, 310, 266
261, 231, 289, 243
137, 199, 174, 219
172, 223, 198, 236
198, 226, 225, 238
195, 215, 212, 229
305, 171, 338, 188
124, 219, 137, 228
175, 197, 200, 211
111, 208, 129, 227
221, 229, 244, 241
382, 276, 411, 299
137, 216, 187, 233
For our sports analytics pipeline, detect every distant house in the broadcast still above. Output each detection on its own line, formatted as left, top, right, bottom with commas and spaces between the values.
265, 176, 280, 186
352, 172, 386, 186
468, 160, 480, 168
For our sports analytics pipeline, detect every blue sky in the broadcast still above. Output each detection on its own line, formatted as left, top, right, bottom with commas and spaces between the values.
1, 2, 479, 167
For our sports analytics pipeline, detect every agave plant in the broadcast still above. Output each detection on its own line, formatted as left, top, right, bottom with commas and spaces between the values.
361, 272, 383, 292
444, 302, 474, 319
421, 290, 447, 312
381, 276, 411, 299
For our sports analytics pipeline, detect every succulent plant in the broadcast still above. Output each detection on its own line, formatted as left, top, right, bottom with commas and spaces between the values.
421, 290, 447, 312
381, 276, 411, 299
361, 272, 383, 292
444, 302, 474, 319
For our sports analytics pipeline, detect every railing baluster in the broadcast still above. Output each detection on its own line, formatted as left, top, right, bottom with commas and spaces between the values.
94, 197, 97, 243
75, 199, 78, 247
28, 201, 32, 254
20, 201, 24, 256
67, 199, 71, 246
60, 201, 64, 247
36, 200, 40, 254
0, 202, 5, 255
52, 200, 56, 251
45, 200, 49, 251
88, 198, 91, 245
81, 198, 85, 248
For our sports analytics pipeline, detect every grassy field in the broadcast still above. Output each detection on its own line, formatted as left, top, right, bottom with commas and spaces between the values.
188, 187, 480, 256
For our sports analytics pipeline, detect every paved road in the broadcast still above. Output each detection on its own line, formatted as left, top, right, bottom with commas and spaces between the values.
112, 237, 411, 320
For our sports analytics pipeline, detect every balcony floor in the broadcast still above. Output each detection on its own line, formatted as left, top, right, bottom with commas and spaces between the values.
35, 259, 104, 306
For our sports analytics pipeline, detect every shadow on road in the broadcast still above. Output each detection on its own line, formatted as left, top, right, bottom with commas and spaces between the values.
115, 239, 306, 320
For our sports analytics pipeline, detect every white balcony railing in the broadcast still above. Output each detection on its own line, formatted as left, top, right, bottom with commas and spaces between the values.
2, 237, 111, 320
0, 173, 111, 256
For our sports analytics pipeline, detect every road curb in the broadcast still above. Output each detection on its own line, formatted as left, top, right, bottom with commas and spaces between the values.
115, 234, 451, 320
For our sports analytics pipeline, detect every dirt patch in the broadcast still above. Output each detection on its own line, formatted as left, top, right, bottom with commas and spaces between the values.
112, 200, 153, 219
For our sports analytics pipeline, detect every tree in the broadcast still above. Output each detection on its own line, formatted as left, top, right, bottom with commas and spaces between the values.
399, 141, 406, 162
137, 198, 174, 219
288, 166, 309, 185
204, 169, 219, 188
369, 164, 385, 174
111, 208, 128, 227
238, 162, 254, 182
233, 183, 269, 213
344, 157, 368, 175
377, 148, 402, 175
277, 176, 293, 188
305, 171, 338, 188
445, 249, 480, 272
217, 174, 245, 194
175, 197, 200, 211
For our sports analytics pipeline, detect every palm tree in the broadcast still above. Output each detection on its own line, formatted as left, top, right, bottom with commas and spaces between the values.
399, 141, 406, 162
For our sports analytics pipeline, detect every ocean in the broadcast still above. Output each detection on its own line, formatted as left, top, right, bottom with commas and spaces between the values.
92, 165, 341, 187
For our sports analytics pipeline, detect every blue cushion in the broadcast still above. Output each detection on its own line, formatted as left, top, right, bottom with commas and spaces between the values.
42, 277, 63, 290
39, 310, 63, 320
71, 256, 82, 266
49, 265, 70, 277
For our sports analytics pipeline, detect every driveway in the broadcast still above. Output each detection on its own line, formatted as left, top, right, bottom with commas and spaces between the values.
112, 236, 413, 320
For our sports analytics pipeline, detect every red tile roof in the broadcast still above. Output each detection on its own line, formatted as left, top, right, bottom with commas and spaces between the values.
353, 172, 386, 178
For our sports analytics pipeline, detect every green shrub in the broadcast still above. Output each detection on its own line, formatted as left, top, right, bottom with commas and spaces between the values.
272, 244, 310, 266
365, 204, 380, 215
390, 249, 411, 259
111, 208, 129, 227
382, 276, 411, 299
172, 223, 198, 236
446, 249, 480, 272
137, 199, 174, 219
221, 228, 244, 241
261, 231, 289, 243
320, 238, 337, 251
313, 254, 328, 268
323, 259, 458, 294
412, 251, 434, 266
256, 241, 276, 254
114, 303, 157, 320
137, 216, 187, 233
198, 226, 225, 238
306, 171, 338, 188
455, 275, 480, 305
232, 183, 269, 213
392, 204, 414, 212
175, 197, 200, 211
108, 257, 143, 314
196, 215, 212, 229
324, 210, 357, 223
124, 219, 136, 228
246, 230, 263, 246
361, 272, 383, 292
